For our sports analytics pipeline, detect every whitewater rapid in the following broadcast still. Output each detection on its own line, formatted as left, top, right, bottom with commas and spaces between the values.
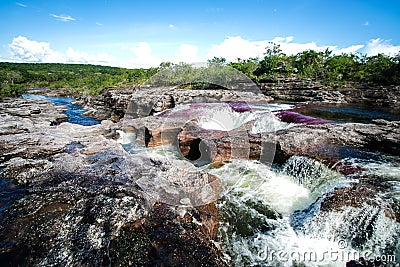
118, 102, 400, 266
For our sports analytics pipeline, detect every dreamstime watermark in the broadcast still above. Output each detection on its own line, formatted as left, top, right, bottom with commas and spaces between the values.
257, 240, 397, 264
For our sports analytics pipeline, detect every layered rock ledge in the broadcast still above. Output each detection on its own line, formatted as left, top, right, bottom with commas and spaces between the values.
260, 77, 400, 105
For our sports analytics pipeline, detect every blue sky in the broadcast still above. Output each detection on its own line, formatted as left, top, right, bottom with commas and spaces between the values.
1, 0, 400, 68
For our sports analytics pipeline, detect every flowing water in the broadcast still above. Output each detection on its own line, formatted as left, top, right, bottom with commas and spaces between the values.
116, 102, 400, 266
21, 94, 100, 126
156, 102, 294, 133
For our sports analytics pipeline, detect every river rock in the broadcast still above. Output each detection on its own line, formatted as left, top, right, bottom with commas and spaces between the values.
260, 120, 400, 164
0, 96, 227, 266
79, 87, 134, 122
0, 97, 68, 135
125, 112, 399, 165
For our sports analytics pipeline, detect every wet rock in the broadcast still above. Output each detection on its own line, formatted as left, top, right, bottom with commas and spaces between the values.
0, 97, 227, 266
260, 120, 400, 164
320, 182, 400, 223
0, 149, 226, 266
120, 110, 399, 167
139, 202, 225, 267
79, 87, 134, 122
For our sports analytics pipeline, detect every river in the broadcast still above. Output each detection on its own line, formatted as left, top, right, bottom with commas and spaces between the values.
21, 94, 100, 126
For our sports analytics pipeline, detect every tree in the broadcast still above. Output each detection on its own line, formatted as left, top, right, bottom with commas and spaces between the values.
228, 58, 259, 80
364, 53, 397, 84
326, 53, 359, 82
294, 49, 331, 80
207, 57, 227, 66
253, 42, 295, 77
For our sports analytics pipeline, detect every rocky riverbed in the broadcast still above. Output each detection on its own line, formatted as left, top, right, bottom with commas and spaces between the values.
1, 88, 399, 266
0, 96, 226, 266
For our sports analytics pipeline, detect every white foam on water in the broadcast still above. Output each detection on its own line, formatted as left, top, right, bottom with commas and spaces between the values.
197, 104, 292, 133
251, 113, 293, 134
204, 157, 400, 266
204, 160, 314, 216
250, 103, 295, 112
197, 105, 255, 131
334, 157, 400, 181
116, 130, 136, 145
224, 219, 358, 267
300, 204, 400, 261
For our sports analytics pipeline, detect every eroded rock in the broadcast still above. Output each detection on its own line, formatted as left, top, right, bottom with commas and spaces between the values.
0, 96, 227, 266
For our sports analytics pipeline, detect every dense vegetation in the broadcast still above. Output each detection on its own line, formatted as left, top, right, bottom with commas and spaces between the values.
225, 43, 400, 85
0, 62, 157, 97
1, 42, 399, 97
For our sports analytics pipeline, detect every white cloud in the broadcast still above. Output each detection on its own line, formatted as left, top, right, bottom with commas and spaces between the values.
206, 36, 267, 61
9, 36, 63, 62
50, 14, 76, 22
168, 24, 175, 29
65, 47, 115, 64
8, 36, 115, 65
335, 45, 365, 55
130, 42, 162, 68
271, 36, 294, 43
206, 36, 366, 61
96, 22, 103, 26
363, 38, 400, 56
7, 35, 400, 69
173, 44, 199, 63
16, 2, 27, 7
363, 21, 369, 26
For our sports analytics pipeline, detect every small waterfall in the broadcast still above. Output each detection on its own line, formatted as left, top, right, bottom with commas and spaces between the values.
196, 103, 292, 133
204, 160, 314, 215
293, 204, 400, 260
282, 156, 343, 192
250, 113, 292, 134
197, 105, 254, 131
204, 156, 400, 266
117, 102, 400, 266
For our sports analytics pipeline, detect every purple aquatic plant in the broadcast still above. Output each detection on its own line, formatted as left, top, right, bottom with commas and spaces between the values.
276, 111, 331, 125
227, 102, 252, 113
